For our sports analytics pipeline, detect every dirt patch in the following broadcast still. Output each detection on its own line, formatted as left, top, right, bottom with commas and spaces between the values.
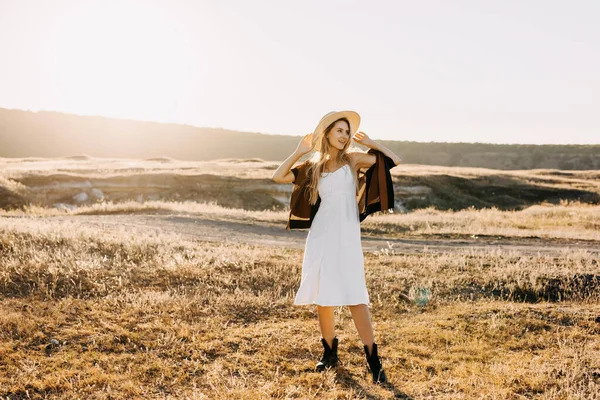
39, 214, 600, 256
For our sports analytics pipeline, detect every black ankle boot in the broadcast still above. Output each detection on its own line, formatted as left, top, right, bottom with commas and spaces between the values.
315, 336, 339, 372
364, 343, 387, 384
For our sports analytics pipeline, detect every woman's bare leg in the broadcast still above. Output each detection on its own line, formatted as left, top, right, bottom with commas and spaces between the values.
316, 305, 336, 347
348, 304, 375, 354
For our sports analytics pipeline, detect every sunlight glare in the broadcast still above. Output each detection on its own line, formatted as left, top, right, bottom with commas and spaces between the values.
41, 0, 202, 122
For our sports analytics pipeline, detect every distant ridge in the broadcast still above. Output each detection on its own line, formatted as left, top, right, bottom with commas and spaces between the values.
1, 107, 599, 170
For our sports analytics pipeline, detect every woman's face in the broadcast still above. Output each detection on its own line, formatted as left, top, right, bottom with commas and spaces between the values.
326, 120, 351, 152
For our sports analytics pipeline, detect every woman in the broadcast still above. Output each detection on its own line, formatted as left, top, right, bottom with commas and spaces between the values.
272, 110, 401, 384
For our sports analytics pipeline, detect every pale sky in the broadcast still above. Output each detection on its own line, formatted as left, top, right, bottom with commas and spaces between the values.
0, 0, 598, 144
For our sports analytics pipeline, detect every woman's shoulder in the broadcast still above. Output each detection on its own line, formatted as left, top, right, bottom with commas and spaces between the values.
346, 150, 362, 162
347, 150, 376, 171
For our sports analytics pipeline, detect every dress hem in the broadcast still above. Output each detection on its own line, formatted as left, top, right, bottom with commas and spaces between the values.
293, 302, 370, 307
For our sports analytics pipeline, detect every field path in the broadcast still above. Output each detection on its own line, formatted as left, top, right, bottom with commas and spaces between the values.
39, 213, 600, 255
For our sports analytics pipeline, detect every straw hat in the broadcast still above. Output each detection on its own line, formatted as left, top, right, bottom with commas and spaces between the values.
311, 110, 361, 153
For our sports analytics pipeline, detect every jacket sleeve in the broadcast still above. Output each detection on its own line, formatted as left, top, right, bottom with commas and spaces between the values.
358, 149, 396, 222
291, 159, 309, 183
286, 160, 314, 230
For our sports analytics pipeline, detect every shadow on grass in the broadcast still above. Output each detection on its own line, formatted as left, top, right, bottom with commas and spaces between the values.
334, 364, 414, 399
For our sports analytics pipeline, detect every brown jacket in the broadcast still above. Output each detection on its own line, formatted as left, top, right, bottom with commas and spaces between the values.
286, 148, 396, 230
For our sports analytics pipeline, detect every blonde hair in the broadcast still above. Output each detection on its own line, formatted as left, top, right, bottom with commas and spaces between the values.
305, 118, 361, 205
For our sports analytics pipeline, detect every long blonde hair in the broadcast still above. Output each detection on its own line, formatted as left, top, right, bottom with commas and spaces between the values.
305, 118, 361, 205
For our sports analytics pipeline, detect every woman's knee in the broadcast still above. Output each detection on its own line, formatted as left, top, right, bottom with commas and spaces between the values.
348, 304, 367, 311
317, 305, 334, 312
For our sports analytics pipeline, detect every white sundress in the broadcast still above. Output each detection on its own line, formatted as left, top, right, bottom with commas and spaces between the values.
293, 164, 371, 307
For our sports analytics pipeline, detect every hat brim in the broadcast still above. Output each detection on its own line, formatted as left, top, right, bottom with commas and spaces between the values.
311, 111, 361, 152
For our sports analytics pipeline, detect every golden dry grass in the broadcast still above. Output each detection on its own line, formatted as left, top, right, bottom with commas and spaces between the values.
2, 156, 600, 213
3, 199, 599, 241
1, 214, 599, 399
362, 201, 600, 241
2, 157, 600, 398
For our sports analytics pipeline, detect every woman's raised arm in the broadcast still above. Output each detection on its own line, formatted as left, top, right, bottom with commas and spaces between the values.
271, 133, 313, 184
351, 131, 402, 169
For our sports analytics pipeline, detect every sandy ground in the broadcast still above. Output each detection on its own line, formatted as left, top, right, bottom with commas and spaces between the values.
21, 213, 600, 256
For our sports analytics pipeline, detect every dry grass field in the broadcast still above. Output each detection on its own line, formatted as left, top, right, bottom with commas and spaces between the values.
2, 156, 599, 213
1, 157, 600, 399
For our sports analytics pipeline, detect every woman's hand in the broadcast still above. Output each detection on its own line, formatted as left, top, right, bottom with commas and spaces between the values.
352, 131, 377, 148
295, 132, 314, 155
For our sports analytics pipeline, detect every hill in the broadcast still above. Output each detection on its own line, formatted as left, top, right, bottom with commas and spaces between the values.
1, 107, 599, 170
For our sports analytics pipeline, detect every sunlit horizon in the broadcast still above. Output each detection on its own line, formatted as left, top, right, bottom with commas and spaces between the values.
0, 0, 598, 145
